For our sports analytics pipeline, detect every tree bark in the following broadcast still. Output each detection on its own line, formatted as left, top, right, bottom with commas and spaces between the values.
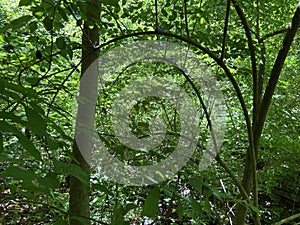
69, 1, 100, 225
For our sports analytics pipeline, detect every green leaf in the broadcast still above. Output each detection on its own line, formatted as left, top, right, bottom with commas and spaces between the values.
19, 0, 33, 6
246, 201, 261, 214
7, 16, 32, 32
18, 135, 41, 160
0, 112, 26, 125
58, 7, 69, 22
67, 164, 89, 185
177, 202, 183, 220
189, 178, 203, 193
0, 78, 35, 96
29, 21, 38, 32
25, 106, 47, 136
56, 37, 66, 49
235, 199, 261, 214
212, 189, 222, 200
142, 188, 160, 217
12, 15, 33, 28
92, 183, 113, 196
45, 135, 59, 150
4, 166, 37, 181
41, 0, 53, 10
125, 203, 137, 212
204, 198, 211, 216
53, 219, 67, 225
0, 121, 41, 160
53, 160, 89, 185
0, 121, 17, 134
29, 101, 45, 116
111, 205, 126, 225
42, 172, 60, 189
100, 0, 119, 7
25, 77, 40, 86
190, 198, 203, 217
43, 16, 52, 31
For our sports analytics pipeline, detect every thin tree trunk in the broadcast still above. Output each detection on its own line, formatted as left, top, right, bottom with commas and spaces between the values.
234, 2, 300, 225
69, 1, 100, 224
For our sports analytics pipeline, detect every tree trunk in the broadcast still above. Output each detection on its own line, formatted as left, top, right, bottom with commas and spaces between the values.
69, 1, 100, 224
234, 3, 300, 224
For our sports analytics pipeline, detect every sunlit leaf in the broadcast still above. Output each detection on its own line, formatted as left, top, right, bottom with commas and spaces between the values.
0, 15, 32, 33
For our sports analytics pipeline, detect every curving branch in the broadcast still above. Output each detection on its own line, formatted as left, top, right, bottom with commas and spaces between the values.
95, 31, 253, 163
274, 213, 300, 225
95, 31, 252, 145
231, 0, 258, 122
94, 30, 257, 206
221, 0, 231, 61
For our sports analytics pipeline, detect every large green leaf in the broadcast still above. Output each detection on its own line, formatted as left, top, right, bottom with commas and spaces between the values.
18, 135, 41, 160
2, 167, 48, 193
0, 78, 36, 98
53, 160, 89, 185
42, 172, 60, 189
25, 106, 47, 136
111, 205, 126, 225
3, 166, 37, 181
0, 112, 26, 125
141, 188, 160, 217
0, 15, 33, 33
190, 198, 204, 217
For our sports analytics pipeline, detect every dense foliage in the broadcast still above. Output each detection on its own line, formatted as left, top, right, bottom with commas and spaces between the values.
0, 0, 299, 224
